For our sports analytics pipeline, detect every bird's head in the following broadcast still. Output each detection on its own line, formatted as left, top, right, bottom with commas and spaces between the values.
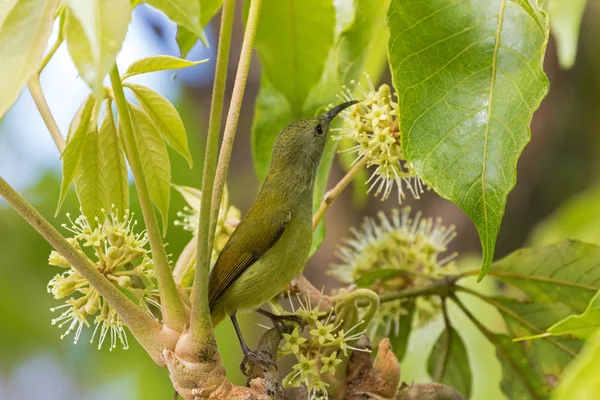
270, 100, 358, 178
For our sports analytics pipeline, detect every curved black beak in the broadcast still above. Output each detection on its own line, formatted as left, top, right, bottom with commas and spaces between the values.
324, 100, 359, 123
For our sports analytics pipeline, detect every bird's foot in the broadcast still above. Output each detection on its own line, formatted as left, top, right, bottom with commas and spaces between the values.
256, 308, 303, 332
240, 346, 276, 376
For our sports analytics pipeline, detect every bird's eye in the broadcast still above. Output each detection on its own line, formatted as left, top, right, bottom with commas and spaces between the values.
315, 124, 324, 136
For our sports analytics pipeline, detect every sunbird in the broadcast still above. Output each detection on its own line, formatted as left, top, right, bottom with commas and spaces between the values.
208, 100, 358, 364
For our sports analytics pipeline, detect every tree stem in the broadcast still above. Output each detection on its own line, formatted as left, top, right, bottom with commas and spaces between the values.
189, 0, 236, 345
109, 66, 188, 332
0, 176, 166, 362
207, 0, 262, 248
312, 157, 369, 230
28, 76, 65, 153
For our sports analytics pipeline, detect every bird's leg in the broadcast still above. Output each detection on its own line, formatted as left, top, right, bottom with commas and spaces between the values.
255, 308, 302, 331
230, 313, 276, 375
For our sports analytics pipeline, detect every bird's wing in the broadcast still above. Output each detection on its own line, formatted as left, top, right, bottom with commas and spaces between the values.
208, 207, 292, 309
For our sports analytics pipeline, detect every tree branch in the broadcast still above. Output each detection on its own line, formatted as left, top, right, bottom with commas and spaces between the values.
312, 157, 368, 230
0, 176, 171, 364
109, 66, 188, 332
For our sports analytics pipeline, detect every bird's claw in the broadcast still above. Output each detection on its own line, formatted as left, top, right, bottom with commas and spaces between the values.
240, 348, 276, 376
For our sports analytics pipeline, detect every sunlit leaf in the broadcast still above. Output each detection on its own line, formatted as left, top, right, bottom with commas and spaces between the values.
128, 103, 171, 233
388, 0, 551, 280
174, 0, 222, 55
427, 325, 472, 398
125, 83, 193, 166
74, 114, 109, 224
57, 95, 96, 214
0, 0, 58, 120
64, 0, 131, 99
122, 55, 208, 79
146, 0, 203, 37
488, 240, 600, 313
549, 0, 588, 69
99, 104, 129, 215
552, 329, 600, 400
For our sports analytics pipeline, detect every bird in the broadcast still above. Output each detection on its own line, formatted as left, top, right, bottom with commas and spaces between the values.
207, 100, 358, 364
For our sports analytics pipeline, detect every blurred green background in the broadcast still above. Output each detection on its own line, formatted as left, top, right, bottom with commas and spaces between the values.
2, 1, 600, 399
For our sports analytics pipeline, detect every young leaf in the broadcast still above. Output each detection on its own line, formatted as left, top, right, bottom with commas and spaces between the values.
388, 299, 415, 362
122, 55, 208, 79
64, 0, 131, 99
99, 104, 129, 215
125, 83, 193, 167
547, 291, 600, 340
427, 326, 472, 398
549, 0, 588, 69
0, 0, 58, 120
552, 329, 600, 400
488, 240, 600, 313
172, 184, 201, 210
388, 0, 551, 280
176, 26, 199, 59
128, 103, 171, 233
74, 115, 109, 224
57, 95, 96, 214
146, 0, 203, 37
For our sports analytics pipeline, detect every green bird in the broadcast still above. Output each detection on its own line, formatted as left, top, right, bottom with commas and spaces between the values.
208, 100, 357, 362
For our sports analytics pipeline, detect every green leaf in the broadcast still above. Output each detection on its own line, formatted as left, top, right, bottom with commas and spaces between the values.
254, 0, 335, 113
492, 333, 549, 399
125, 83, 193, 166
99, 104, 129, 215
57, 95, 96, 214
549, 0, 588, 69
427, 326, 472, 398
74, 113, 109, 224
488, 240, 600, 313
122, 55, 208, 79
128, 103, 171, 233
0, 0, 58, 120
547, 291, 600, 340
387, 0, 551, 280
65, 0, 131, 99
146, 0, 203, 37
493, 299, 580, 380
175, 0, 223, 56
552, 328, 600, 400
388, 299, 415, 362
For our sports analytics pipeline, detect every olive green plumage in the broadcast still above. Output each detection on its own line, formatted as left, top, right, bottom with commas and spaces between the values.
208, 101, 356, 326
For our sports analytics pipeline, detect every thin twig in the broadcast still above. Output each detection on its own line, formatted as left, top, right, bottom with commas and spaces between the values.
109, 66, 188, 332
28, 76, 65, 153
189, 0, 236, 345
0, 176, 167, 362
312, 156, 368, 230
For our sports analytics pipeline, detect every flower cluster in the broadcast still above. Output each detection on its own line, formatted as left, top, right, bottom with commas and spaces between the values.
47, 208, 158, 350
331, 207, 457, 328
174, 185, 240, 261
333, 75, 424, 201
278, 296, 368, 399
